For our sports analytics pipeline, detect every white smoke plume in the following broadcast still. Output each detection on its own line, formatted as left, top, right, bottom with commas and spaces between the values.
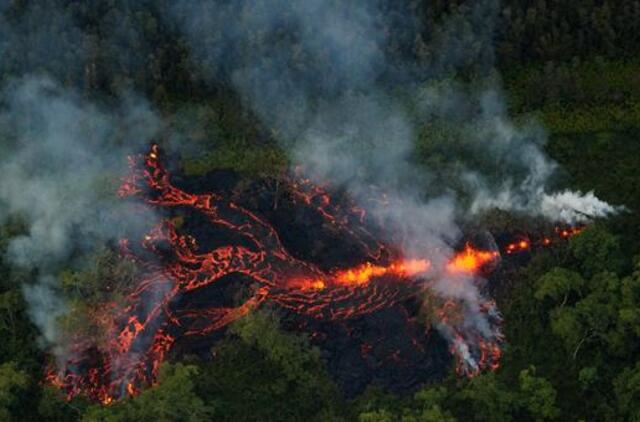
540, 190, 622, 224
469, 183, 622, 224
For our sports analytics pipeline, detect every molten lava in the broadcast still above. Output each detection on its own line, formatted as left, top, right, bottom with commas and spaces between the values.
334, 259, 430, 286
45, 144, 517, 403
447, 244, 499, 274
505, 239, 530, 255
503, 226, 583, 255
557, 226, 584, 238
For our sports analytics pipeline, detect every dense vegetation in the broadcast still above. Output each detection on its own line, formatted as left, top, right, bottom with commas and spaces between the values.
1, 0, 640, 420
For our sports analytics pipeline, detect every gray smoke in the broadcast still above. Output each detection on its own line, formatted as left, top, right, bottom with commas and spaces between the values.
0, 2, 174, 367
169, 0, 463, 259
457, 89, 621, 222
170, 0, 620, 230
539, 190, 622, 223
0, 0, 622, 376
168, 0, 620, 370
0, 76, 161, 361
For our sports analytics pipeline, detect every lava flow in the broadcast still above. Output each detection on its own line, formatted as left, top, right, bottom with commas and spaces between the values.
447, 244, 499, 274
503, 225, 584, 255
45, 144, 508, 403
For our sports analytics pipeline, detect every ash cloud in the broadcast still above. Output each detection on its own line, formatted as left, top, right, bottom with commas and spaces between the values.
0, 76, 161, 361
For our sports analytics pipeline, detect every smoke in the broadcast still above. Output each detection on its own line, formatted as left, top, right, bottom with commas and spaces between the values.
540, 190, 622, 223
0, 0, 621, 378
0, 76, 161, 362
167, 0, 619, 371
455, 89, 622, 223
169, 0, 620, 227
21, 276, 65, 351
169, 0, 460, 256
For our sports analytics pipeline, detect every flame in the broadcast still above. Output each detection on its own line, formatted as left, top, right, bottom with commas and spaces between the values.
446, 244, 499, 274
50, 144, 593, 401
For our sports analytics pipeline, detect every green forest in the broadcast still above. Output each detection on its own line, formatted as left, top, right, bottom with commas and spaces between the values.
1, 0, 640, 421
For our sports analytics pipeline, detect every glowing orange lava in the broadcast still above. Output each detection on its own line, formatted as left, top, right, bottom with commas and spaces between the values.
503, 226, 584, 255
447, 244, 499, 274
46, 144, 505, 403
557, 226, 584, 238
505, 238, 530, 255
50, 142, 587, 402
333, 259, 430, 286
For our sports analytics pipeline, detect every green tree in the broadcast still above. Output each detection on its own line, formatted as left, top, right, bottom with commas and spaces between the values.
534, 268, 585, 305
455, 372, 515, 422
193, 310, 341, 421
359, 409, 395, 422
0, 361, 29, 421
407, 387, 457, 422
614, 361, 640, 421
357, 387, 456, 422
517, 366, 559, 421
82, 363, 211, 422
569, 224, 623, 277
38, 385, 84, 421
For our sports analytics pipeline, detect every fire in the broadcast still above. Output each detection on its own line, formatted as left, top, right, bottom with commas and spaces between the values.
447, 244, 499, 274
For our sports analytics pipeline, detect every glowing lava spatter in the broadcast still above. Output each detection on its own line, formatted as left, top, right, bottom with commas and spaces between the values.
505, 239, 530, 255
447, 244, 499, 274
46, 144, 504, 403
503, 225, 584, 255
333, 259, 431, 286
